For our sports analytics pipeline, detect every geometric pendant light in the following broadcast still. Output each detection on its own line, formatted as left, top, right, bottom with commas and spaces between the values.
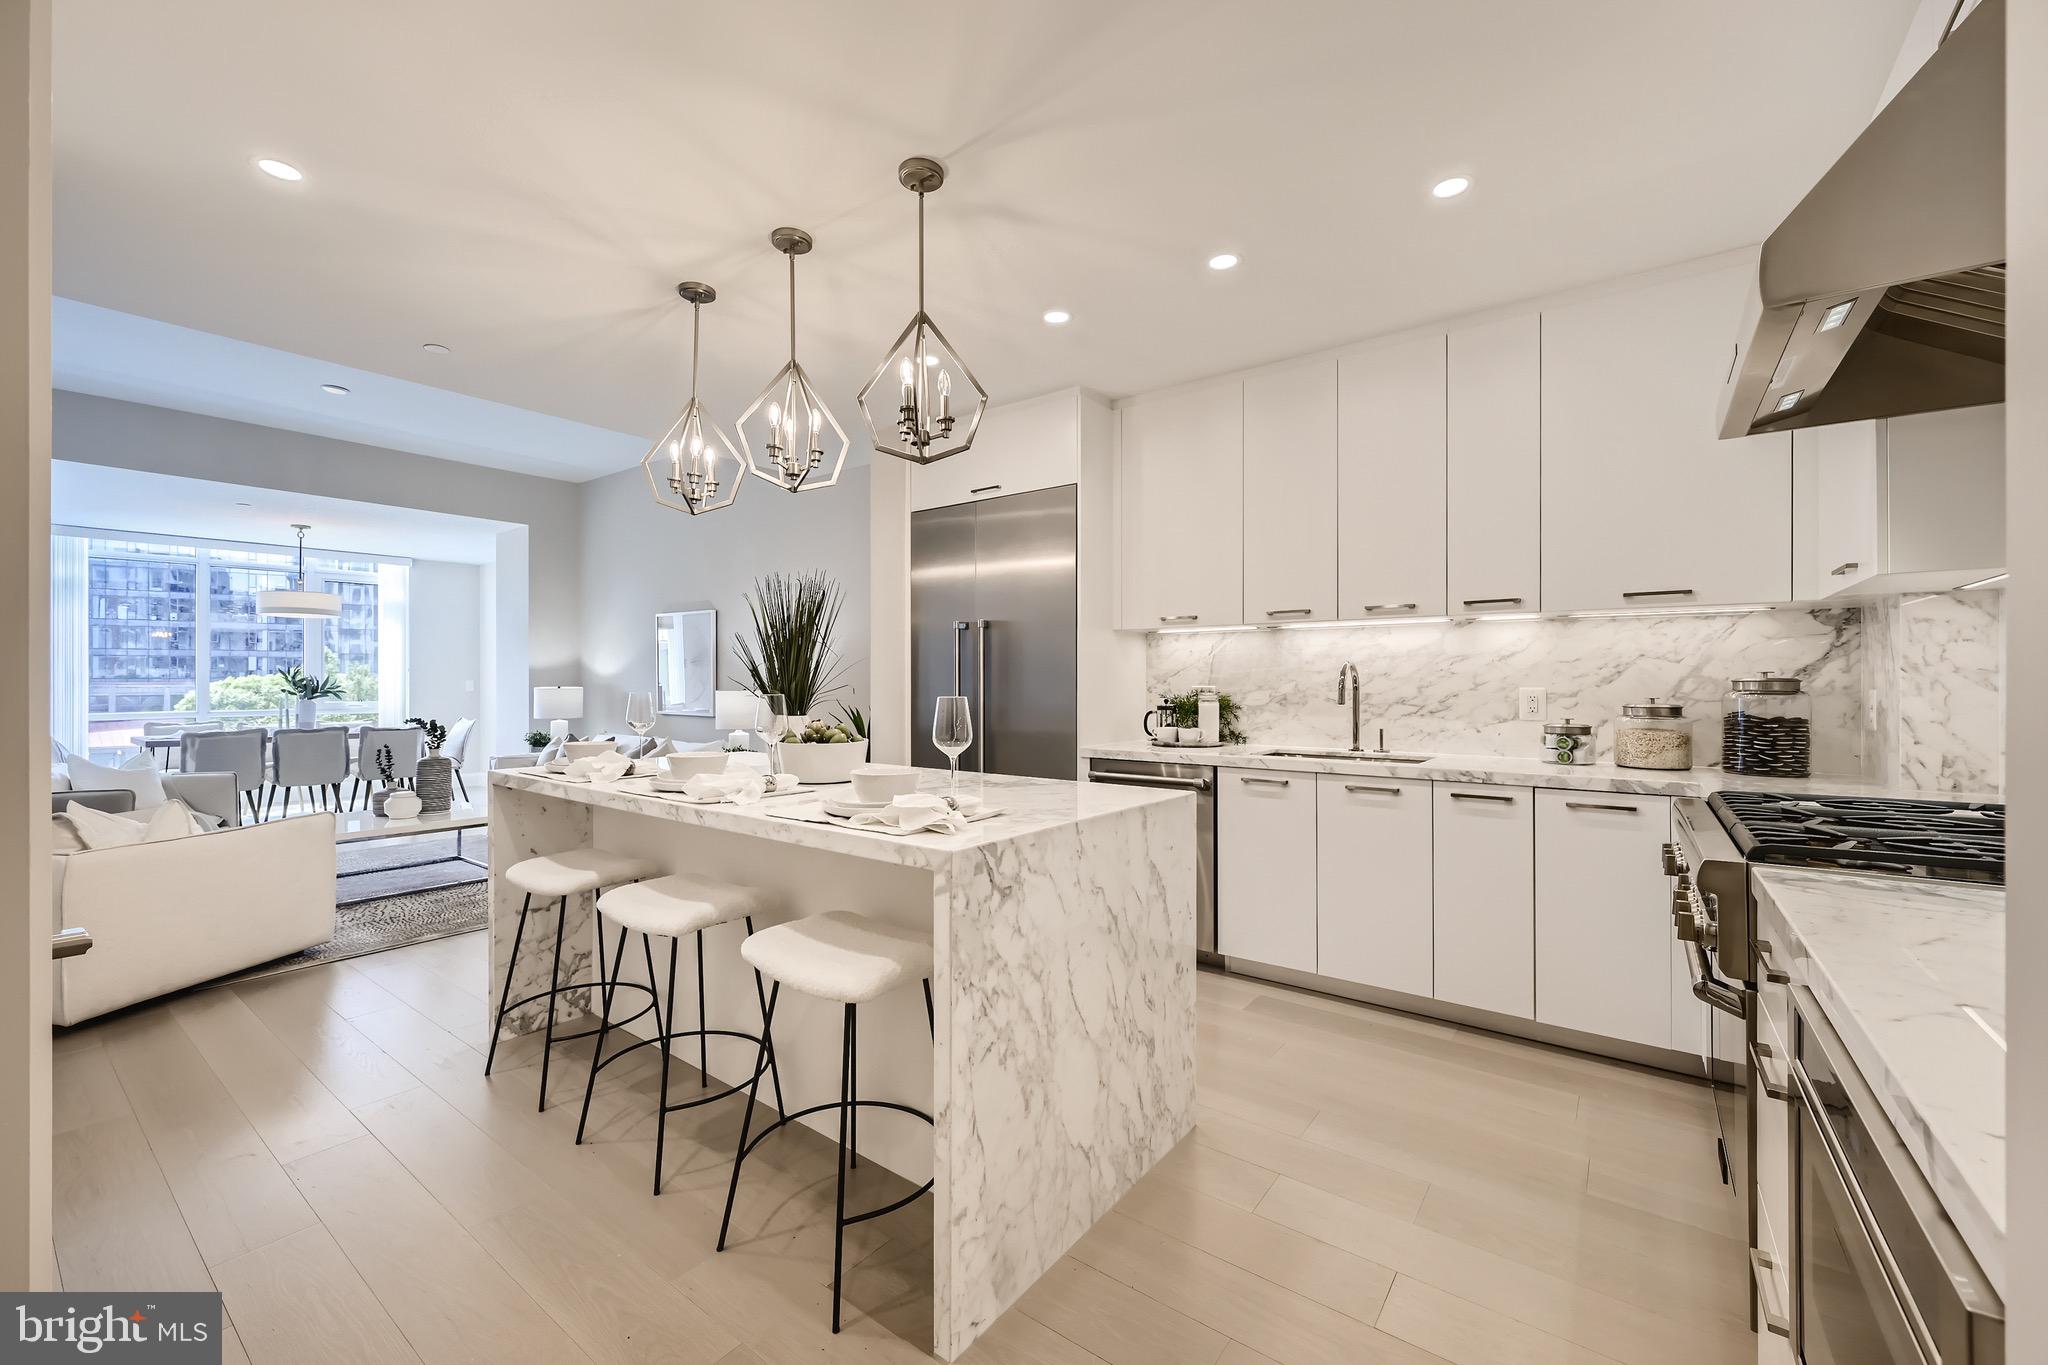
641, 281, 746, 515
255, 523, 342, 618
737, 227, 848, 493
856, 156, 989, 466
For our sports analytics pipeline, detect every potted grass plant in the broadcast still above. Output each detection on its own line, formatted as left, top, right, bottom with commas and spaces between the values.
734, 572, 867, 782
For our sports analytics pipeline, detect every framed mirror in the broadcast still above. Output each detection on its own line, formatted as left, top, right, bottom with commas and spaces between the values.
655, 609, 716, 716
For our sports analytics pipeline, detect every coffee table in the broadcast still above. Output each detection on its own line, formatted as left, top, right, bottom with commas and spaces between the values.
333, 796, 489, 877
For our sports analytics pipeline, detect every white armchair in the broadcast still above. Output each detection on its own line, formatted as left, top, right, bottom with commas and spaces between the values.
51, 813, 336, 1025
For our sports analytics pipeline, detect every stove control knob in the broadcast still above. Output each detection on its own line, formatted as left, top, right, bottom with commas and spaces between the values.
1660, 842, 1686, 877
1671, 887, 1692, 921
1675, 906, 1699, 942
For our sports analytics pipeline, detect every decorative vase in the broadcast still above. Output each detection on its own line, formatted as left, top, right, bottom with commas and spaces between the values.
415, 755, 455, 813
382, 790, 422, 820
776, 738, 869, 785
295, 698, 318, 729
370, 787, 391, 816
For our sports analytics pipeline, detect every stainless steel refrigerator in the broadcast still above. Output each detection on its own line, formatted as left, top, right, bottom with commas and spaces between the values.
911, 485, 1077, 780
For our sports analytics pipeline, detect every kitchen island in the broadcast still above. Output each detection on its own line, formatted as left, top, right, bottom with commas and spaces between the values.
488, 766, 1197, 1359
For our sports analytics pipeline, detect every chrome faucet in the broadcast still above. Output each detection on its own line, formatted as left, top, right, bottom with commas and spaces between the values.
1336, 663, 1362, 753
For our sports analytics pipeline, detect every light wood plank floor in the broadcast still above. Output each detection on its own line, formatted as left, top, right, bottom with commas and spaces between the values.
52, 933, 1753, 1365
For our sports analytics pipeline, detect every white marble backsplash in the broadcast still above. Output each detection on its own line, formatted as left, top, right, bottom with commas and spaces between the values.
1864, 589, 2004, 793
1149, 608, 1871, 776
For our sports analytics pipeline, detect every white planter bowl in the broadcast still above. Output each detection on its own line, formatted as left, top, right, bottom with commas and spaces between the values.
382, 790, 423, 820
777, 738, 869, 785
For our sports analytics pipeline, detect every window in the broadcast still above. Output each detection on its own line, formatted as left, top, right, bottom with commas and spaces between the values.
55, 530, 407, 761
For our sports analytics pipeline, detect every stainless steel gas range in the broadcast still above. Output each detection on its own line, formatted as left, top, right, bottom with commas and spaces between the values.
1667, 789, 2005, 1361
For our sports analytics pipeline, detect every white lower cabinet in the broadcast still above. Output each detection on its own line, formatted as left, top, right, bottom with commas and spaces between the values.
1316, 774, 1433, 997
1534, 790, 1675, 1048
1217, 768, 1317, 972
1432, 784, 1534, 1018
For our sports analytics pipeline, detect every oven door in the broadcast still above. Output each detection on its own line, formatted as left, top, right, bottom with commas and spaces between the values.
1792, 1094, 1929, 1364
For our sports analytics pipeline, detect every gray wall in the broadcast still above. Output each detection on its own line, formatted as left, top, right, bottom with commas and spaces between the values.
407, 558, 484, 764
53, 391, 581, 755
578, 463, 872, 747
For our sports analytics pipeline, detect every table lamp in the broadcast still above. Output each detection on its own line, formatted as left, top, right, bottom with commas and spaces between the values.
713, 690, 756, 749
533, 685, 584, 745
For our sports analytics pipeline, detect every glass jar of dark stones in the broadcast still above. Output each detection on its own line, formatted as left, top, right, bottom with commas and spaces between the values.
1723, 672, 1811, 778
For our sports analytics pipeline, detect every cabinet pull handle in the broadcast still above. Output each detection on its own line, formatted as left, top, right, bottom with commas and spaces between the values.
1158, 614, 1200, 623
1239, 776, 1291, 788
1750, 1042, 1793, 1103
1749, 1249, 1792, 1338
1450, 791, 1515, 803
1460, 597, 1524, 608
970, 484, 1003, 495
1361, 603, 1418, 613
1264, 608, 1314, 618
1829, 561, 1860, 577
1621, 588, 1696, 599
1753, 937, 1791, 985
1565, 800, 1638, 813
1344, 784, 1402, 795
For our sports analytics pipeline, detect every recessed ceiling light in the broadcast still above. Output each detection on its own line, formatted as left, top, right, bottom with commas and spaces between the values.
255, 158, 303, 182
320, 383, 350, 396
421, 342, 451, 355
1207, 253, 1240, 271
1431, 176, 1471, 199
233, 501, 252, 508
1042, 309, 1071, 325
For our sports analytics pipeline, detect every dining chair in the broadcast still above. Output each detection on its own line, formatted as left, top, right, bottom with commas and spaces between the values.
443, 717, 477, 801
350, 726, 422, 810
181, 728, 269, 824
270, 726, 350, 819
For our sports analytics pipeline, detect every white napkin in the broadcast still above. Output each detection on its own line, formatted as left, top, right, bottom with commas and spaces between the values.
568, 751, 632, 782
849, 792, 983, 834
678, 771, 799, 804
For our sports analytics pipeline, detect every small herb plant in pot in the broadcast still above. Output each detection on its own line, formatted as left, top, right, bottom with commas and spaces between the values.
276, 665, 343, 728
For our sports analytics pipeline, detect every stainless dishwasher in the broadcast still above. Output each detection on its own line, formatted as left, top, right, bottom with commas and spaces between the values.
1087, 758, 1217, 964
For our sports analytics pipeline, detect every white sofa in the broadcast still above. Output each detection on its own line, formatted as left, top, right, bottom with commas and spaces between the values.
51, 813, 337, 1025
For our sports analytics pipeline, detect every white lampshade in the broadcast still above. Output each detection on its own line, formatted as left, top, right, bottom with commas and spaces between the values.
532, 686, 584, 721
713, 689, 758, 731
255, 587, 341, 619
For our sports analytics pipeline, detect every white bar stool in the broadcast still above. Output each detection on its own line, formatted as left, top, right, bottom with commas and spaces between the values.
575, 872, 788, 1194
488, 848, 661, 1110
716, 910, 936, 1334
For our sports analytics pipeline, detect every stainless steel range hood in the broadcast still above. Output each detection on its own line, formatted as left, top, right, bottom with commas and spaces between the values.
1718, 0, 2003, 438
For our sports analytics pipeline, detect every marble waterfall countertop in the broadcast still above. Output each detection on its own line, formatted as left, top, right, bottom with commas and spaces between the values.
1082, 741, 2000, 802
488, 765, 1196, 1360
1755, 868, 2007, 1293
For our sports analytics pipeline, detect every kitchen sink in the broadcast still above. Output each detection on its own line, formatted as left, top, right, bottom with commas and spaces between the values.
1260, 748, 1434, 763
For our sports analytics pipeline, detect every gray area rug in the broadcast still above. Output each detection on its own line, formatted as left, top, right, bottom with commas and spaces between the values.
222, 881, 487, 984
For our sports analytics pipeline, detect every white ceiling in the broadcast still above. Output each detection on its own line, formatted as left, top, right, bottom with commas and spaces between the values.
52, 0, 1916, 480
52, 461, 514, 563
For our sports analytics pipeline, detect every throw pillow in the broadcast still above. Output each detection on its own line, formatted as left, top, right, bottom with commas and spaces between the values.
64, 753, 169, 809
59, 798, 206, 851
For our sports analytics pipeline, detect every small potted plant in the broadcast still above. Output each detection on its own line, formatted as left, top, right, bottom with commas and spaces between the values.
405, 716, 454, 813
734, 570, 847, 730
276, 664, 343, 729
525, 728, 552, 753
774, 710, 869, 785
369, 744, 396, 816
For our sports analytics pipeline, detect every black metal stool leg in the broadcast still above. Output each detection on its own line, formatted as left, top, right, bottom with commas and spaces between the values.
574, 922, 631, 1144
743, 915, 787, 1118
717, 981, 778, 1249
832, 1002, 855, 1333
924, 978, 935, 1038
653, 936, 680, 1195
537, 895, 569, 1112
696, 930, 709, 1087
848, 1003, 858, 1169
484, 894, 533, 1075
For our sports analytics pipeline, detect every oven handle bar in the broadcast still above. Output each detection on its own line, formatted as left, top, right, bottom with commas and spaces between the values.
1688, 937, 1747, 1016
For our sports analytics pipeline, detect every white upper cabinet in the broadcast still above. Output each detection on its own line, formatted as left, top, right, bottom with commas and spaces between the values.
1541, 262, 1792, 613
1243, 360, 1338, 623
1448, 314, 1541, 615
1797, 404, 2005, 598
1337, 337, 1447, 619
1119, 381, 1244, 629
910, 389, 1083, 511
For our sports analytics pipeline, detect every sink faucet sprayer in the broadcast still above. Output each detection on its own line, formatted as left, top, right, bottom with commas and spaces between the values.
1336, 663, 1362, 753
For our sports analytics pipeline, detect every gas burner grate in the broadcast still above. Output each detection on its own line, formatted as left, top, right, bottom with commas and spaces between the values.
1709, 790, 2005, 883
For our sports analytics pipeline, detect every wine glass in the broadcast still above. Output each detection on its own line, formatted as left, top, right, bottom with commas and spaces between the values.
932, 695, 973, 796
624, 691, 656, 739
756, 693, 788, 776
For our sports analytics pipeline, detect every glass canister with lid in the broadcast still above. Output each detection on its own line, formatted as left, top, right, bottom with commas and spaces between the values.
1540, 718, 1594, 766
1614, 699, 1694, 770
1722, 671, 1811, 777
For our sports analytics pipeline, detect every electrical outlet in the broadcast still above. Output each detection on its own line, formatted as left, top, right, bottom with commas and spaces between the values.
1518, 687, 1547, 722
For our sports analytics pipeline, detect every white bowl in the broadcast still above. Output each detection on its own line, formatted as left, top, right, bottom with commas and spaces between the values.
777, 738, 870, 785
850, 764, 919, 803
563, 740, 615, 761
661, 751, 729, 778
